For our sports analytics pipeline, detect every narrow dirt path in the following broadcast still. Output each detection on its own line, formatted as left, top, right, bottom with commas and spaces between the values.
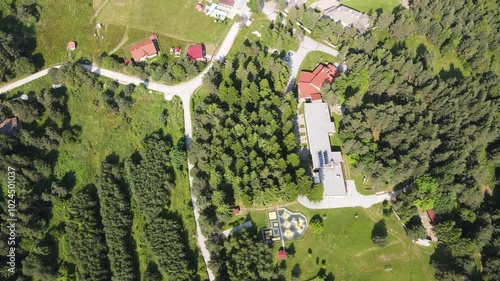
92, 0, 109, 20
108, 25, 130, 55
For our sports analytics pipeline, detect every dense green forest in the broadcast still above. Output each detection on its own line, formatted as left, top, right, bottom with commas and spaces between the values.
0, 64, 200, 280
190, 41, 316, 232
99, 54, 207, 84
0, 1, 40, 82
287, 0, 500, 279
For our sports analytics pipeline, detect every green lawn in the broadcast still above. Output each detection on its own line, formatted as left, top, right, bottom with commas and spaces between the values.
405, 35, 471, 77
247, 203, 436, 280
341, 0, 400, 13
298, 50, 342, 75
34, 0, 101, 65
53, 87, 183, 186
95, 0, 232, 43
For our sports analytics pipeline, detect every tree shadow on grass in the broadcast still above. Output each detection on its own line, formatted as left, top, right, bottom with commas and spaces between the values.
291, 263, 302, 278
439, 63, 463, 81
371, 219, 388, 246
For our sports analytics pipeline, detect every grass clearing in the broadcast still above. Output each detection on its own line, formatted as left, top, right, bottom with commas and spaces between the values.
34, 0, 100, 65
341, 0, 400, 13
405, 35, 470, 77
298, 50, 342, 74
246, 203, 435, 280
96, 0, 232, 43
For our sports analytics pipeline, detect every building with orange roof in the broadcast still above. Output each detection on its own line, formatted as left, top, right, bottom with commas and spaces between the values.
298, 64, 339, 102
129, 35, 159, 62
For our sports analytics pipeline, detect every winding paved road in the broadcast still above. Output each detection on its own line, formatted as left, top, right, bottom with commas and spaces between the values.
0, 27, 345, 280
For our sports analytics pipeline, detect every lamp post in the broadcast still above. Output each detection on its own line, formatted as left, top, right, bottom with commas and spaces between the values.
12, 94, 28, 101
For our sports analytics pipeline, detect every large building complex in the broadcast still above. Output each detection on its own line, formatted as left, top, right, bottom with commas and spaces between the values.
304, 102, 353, 198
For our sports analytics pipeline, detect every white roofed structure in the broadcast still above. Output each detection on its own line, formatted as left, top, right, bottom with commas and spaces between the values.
304, 103, 349, 198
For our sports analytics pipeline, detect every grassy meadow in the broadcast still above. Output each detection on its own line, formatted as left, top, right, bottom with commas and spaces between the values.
236, 203, 436, 280
11, 0, 231, 67
341, 0, 400, 13
94, 0, 232, 43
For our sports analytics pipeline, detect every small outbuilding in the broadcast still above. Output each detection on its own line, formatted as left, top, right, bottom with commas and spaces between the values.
277, 249, 287, 260
187, 44, 206, 61
0, 117, 22, 136
66, 41, 76, 51
175, 47, 182, 56
232, 206, 240, 215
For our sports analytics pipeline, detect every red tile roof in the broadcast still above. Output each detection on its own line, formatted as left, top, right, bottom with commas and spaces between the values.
310, 93, 322, 101
219, 0, 235, 6
426, 209, 438, 224
277, 249, 287, 260
0, 117, 21, 136
187, 44, 205, 60
129, 37, 158, 61
298, 64, 339, 99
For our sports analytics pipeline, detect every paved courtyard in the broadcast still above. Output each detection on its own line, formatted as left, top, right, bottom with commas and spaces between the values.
267, 208, 308, 241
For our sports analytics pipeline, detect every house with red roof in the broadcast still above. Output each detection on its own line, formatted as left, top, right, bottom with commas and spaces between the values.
298, 64, 339, 102
219, 0, 235, 7
129, 35, 159, 62
187, 44, 206, 61
426, 209, 439, 225
0, 117, 21, 136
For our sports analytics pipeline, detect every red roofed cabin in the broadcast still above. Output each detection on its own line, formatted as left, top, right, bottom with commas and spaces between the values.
219, 0, 235, 7
298, 64, 339, 102
129, 35, 159, 62
426, 209, 439, 224
187, 44, 206, 61
0, 117, 22, 136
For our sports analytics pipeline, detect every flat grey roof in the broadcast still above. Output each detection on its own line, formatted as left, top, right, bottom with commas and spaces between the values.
304, 103, 347, 197
304, 103, 335, 169
323, 5, 370, 31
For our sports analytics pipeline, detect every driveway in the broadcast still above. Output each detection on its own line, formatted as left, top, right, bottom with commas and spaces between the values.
298, 183, 403, 209
286, 36, 340, 92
